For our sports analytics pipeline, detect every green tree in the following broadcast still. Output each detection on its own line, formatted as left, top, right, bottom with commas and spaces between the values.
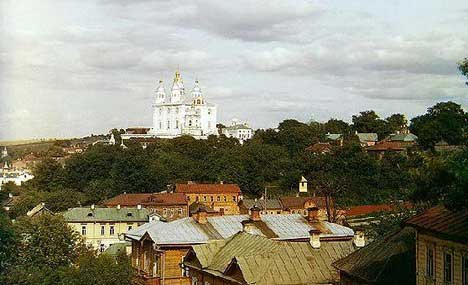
0, 210, 17, 274
410, 101, 467, 149
386, 113, 407, 134
61, 252, 133, 285
352, 110, 389, 138
459, 57, 468, 85
32, 158, 64, 191
323, 118, 350, 134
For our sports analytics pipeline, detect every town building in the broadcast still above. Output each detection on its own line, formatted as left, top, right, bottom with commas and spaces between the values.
326, 133, 344, 146
238, 198, 284, 215
405, 206, 468, 285
356, 132, 378, 147
305, 142, 333, 154
221, 119, 253, 144
62, 205, 152, 252
333, 227, 416, 284
102, 192, 189, 221
151, 71, 217, 139
183, 231, 356, 285
1, 161, 34, 188
175, 182, 242, 215
386, 132, 418, 146
126, 206, 356, 285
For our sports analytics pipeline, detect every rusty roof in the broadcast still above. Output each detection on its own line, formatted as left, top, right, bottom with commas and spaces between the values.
280, 196, 327, 209
366, 141, 405, 151
103, 192, 187, 207
305, 142, 332, 153
176, 183, 241, 194
405, 205, 468, 243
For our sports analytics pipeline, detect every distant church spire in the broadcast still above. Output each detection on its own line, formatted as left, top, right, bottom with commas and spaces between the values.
155, 79, 166, 104
171, 70, 185, 102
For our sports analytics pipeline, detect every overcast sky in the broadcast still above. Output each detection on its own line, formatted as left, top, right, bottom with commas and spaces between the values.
1, 0, 467, 140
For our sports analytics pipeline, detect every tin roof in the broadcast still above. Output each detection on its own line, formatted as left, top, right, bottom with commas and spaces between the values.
326, 133, 343, 140
280, 196, 327, 209
186, 232, 355, 285
333, 227, 416, 283
389, 133, 418, 142
62, 207, 150, 223
176, 183, 241, 194
405, 205, 468, 243
126, 214, 354, 245
103, 192, 187, 207
356, 133, 378, 142
239, 199, 283, 210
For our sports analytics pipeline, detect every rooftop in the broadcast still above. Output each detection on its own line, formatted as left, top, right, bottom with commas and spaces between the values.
239, 198, 283, 211
103, 192, 187, 207
356, 133, 378, 142
388, 133, 418, 142
405, 205, 468, 244
280, 196, 327, 209
305, 142, 332, 153
326, 133, 343, 141
175, 183, 241, 194
185, 231, 355, 285
62, 207, 150, 223
126, 213, 354, 245
366, 141, 405, 151
333, 227, 416, 284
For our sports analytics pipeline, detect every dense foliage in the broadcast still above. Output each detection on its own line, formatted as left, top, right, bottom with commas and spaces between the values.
0, 213, 133, 285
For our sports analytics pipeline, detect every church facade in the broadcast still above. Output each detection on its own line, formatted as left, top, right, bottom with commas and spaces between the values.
151, 71, 217, 139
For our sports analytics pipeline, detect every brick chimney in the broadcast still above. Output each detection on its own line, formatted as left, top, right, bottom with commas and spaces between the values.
309, 229, 321, 249
249, 205, 261, 221
306, 207, 319, 222
193, 207, 208, 224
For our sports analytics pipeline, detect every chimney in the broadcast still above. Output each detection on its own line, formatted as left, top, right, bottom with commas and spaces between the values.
91, 204, 95, 210
249, 205, 261, 222
117, 204, 121, 210
306, 207, 319, 222
194, 208, 208, 224
220, 180, 224, 184
241, 220, 256, 235
8, 193, 13, 198
137, 204, 142, 210
354, 229, 365, 248
309, 229, 321, 249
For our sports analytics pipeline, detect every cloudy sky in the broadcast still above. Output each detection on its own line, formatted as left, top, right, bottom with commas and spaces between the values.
1, 0, 467, 140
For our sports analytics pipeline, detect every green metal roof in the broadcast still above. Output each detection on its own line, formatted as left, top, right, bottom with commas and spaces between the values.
389, 133, 418, 142
187, 232, 355, 285
326, 133, 343, 140
62, 207, 150, 222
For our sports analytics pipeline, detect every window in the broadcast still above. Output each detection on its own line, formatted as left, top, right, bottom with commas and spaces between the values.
178, 208, 183, 215
203, 196, 207, 202
81, 225, 87, 235
159, 121, 162, 129
195, 196, 199, 202
100, 244, 105, 253
176, 120, 179, 129
223, 196, 227, 202
233, 196, 236, 202
110, 225, 115, 235
463, 256, 468, 285
208, 109, 211, 115
128, 225, 133, 231
426, 247, 434, 278
163, 208, 167, 216
444, 252, 452, 283
189, 120, 192, 127
210, 196, 214, 202
217, 196, 220, 202
167, 121, 170, 129
101, 225, 105, 236
176, 107, 179, 113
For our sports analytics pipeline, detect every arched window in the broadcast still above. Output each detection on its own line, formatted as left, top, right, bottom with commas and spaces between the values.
197, 99, 201, 104
189, 120, 192, 127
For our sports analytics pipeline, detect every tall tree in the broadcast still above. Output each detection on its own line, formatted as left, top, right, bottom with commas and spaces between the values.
410, 101, 467, 149
459, 57, 468, 85
386, 114, 407, 134
323, 118, 350, 134
352, 110, 389, 138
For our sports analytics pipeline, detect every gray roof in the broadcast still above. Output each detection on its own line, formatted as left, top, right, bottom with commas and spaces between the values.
126, 214, 354, 245
186, 232, 356, 285
62, 207, 150, 222
240, 198, 283, 210
223, 124, 252, 131
389, 133, 418, 142
356, 133, 378, 142
326, 133, 343, 140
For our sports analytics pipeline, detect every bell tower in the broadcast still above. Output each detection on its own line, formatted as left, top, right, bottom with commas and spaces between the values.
171, 70, 185, 103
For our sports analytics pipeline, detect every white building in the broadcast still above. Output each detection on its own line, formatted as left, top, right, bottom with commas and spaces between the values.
151, 71, 217, 139
221, 119, 253, 143
1, 162, 34, 188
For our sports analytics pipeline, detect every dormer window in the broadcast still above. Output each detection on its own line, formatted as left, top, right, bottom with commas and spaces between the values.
87, 212, 93, 217
127, 212, 133, 217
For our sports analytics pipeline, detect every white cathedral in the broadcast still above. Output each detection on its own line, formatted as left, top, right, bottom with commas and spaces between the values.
152, 71, 217, 138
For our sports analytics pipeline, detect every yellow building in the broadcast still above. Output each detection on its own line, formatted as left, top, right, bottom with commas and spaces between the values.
175, 182, 242, 215
62, 205, 152, 252
406, 206, 468, 285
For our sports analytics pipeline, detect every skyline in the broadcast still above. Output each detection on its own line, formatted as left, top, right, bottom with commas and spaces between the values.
1, 0, 468, 140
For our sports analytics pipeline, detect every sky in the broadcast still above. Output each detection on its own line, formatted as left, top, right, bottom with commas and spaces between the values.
1, 0, 467, 140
